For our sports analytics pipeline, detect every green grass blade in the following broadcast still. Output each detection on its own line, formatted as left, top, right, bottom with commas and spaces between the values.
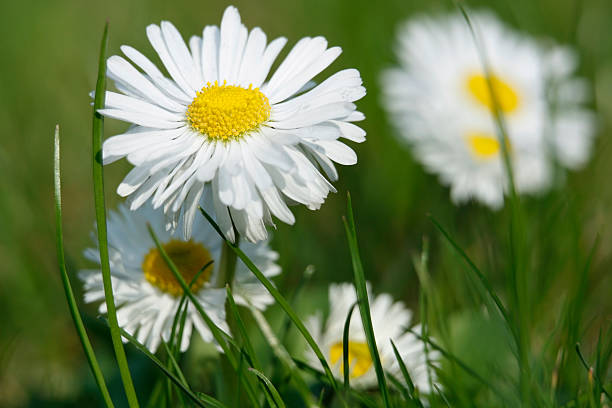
198, 206, 339, 391
248, 368, 286, 408
250, 308, 318, 408
428, 215, 511, 327
54, 125, 115, 408
90, 23, 139, 408
576, 343, 612, 400
390, 339, 417, 398
343, 193, 391, 408
342, 301, 358, 390
146, 224, 260, 407
115, 323, 227, 408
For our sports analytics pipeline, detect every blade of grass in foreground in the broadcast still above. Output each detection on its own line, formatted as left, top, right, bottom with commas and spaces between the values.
115, 324, 227, 408
198, 207, 339, 391
248, 368, 286, 408
343, 193, 391, 408
91, 22, 139, 408
342, 302, 358, 390
54, 125, 115, 408
146, 225, 260, 407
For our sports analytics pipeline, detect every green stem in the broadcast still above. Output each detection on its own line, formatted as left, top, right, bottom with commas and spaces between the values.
54, 125, 115, 408
216, 240, 238, 288
92, 23, 139, 408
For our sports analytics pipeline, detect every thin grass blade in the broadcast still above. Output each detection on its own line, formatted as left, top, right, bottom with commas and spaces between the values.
343, 193, 391, 407
342, 302, 358, 390
198, 207, 339, 391
248, 368, 286, 408
54, 125, 115, 408
91, 22, 140, 408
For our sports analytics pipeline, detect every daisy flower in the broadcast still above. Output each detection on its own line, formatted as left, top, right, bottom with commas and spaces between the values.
305, 283, 437, 392
100, 6, 366, 242
79, 202, 281, 353
381, 12, 595, 209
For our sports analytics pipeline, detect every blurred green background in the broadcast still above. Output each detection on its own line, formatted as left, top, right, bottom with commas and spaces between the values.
1, 0, 612, 406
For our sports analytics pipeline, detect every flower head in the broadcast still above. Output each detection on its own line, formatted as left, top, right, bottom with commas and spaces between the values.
381, 12, 595, 209
305, 283, 437, 392
79, 203, 280, 353
100, 6, 366, 242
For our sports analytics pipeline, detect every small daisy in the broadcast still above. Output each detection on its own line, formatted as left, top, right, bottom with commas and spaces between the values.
381, 12, 595, 209
100, 5, 366, 242
305, 283, 437, 392
79, 202, 281, 353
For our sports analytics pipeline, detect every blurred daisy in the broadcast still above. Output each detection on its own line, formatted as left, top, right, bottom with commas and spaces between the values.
100, 5, 366, 242
305, 283, 437, 392
79, 202, 281, 353
381, 12, 595, 209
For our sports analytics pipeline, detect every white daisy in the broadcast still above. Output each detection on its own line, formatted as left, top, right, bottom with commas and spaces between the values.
305, 283, 437, 392
99, 5, 366, 243
79, 202, 281, 353
381, 11, 596, 209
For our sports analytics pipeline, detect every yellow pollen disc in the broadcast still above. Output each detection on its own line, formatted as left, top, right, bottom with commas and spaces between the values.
330, 341, 373, 379
187, 80, 271, 140
466, 73, 520, 113
466, 131, 512, 159
142, 240, 213, 297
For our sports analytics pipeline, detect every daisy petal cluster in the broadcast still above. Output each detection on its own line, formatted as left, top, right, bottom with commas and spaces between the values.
381, 12, 596, 209
79, 203, 280, 353
306, 283, 437, 392
100, 6, 366, 242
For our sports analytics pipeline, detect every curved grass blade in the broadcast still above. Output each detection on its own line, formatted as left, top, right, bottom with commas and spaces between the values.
198, 207, 339, 391
250, 308, 318, 408
54, 125, 115, 408
248, 368, 286, 408
342, 302, 358, 389
91, 22, 139, 408
428, 215, 511, 327
114, 323, 227, 408
390, 339, 417, 398
146, 224, 260, 407
576, 343, 612, 400
407, 328, 506, 402
343, 193, 391, 408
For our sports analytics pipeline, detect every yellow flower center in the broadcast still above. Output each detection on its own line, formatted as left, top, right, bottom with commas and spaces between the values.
187, 80, 271, 140
329, 341, 373, 379
466, 131, 513, 160
466, 73, 520, 113
142, 240, 213, 297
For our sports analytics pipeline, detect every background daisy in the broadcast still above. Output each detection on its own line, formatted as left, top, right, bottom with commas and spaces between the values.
381, 11, 596, 209
79, 202, 281, 353
305, 283, 437, 392
100, 5, 366, 242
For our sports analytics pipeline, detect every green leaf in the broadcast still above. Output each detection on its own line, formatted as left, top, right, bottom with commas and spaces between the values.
390, 339, 418, 401
54, 125, 115, 408
198, 206, 339, 391
342, 193, 391, 407
90, 22, 139, 408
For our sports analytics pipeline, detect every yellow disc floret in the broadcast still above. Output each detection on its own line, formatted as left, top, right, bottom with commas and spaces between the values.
466, 73, 520, 114
466, 131, 512, 160
187, 80, 271, 140
330, 341, 374, 379
142, 240, 213, 297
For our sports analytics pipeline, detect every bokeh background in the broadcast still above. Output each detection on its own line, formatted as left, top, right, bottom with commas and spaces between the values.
1, 0, 612, 406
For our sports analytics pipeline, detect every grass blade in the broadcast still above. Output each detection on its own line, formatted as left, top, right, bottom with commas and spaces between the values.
115, 323, 227, 408
390, 339, 417, 398
248, 368, 286, 408
343, 193, 391, 407
146, 224, 260, 407
198, 206, 339, 391
54, 125, 115, 408
91, 23, 139, 408
342, 301, 358, 390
